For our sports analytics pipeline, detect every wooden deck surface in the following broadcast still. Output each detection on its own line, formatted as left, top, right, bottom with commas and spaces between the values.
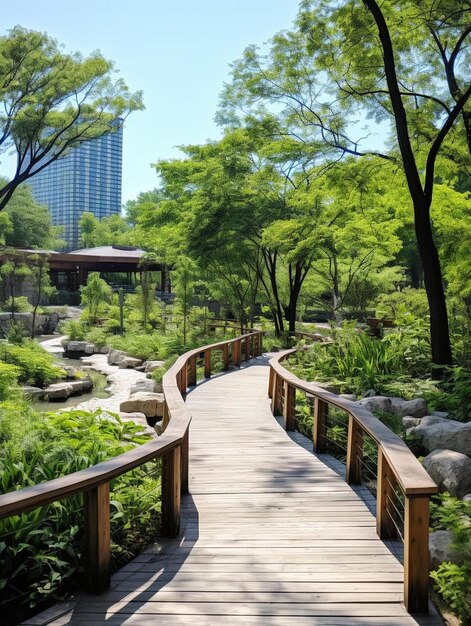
33, 356, 442, 626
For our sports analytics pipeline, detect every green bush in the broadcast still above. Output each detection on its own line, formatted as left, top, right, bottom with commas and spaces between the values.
430, 494, 471, 623
0, 341, 65, 387
0, 362, 19, 401
1, 296, 32, 313
375, 288, 429, 322
0, 406, 160, 617
61, 319, 87, 341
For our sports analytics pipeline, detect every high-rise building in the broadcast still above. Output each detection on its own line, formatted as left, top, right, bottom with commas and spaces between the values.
26, 125, 123, 250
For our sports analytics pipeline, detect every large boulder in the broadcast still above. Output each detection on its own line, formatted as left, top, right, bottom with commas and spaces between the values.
356, 395, 428, 418
402, 416, 422, 429
429, 530, 463, 570
120, 392, 165, 418
409, 417, 471, 456
107, 349, 127, 365
118, 356, 143, 369
130, 379, 156, 395
422, 449, 471, 498
64, 341, 88, 353
144, 360, 164, 374
43, 383, 73, 400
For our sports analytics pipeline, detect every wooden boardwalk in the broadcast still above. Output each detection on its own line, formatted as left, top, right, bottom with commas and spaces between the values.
38, 356, 441, 626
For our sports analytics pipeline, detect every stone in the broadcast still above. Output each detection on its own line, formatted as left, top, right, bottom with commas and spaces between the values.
107, 349, 127, 365
153, 382, 163, 393
356, 396, 393, 414
144, 360, 164, 374
402, 416, 422, 429
22, 386, 44, 400
134, 365, 147, 372
463, 494, 471, 501
422, 449, 471, 498
0, 312, 60, 335
313, 381, 340, 395
339, 393, 356, 402
65, 341, 88, 352
409, 416, 471, 456
43, 383, 73, 400
100, 345, 109, 354
118, 356, 143, 369
118, 411, 157, 438
81, 377, 93, 391
130, 379, 156, 395
67, 380, 85, 395
120, 392, 165, 418
429, 530, 463, 570
84, 343, 95, 354
388, 397, 428, 418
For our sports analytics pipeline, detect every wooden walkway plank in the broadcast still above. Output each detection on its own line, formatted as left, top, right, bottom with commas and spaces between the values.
38, 356, 441, 626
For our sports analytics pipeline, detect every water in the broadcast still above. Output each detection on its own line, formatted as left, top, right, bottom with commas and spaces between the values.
34, 335, 110, 409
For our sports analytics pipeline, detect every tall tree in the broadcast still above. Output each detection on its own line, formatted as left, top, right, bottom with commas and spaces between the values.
0, 26, 143, 210
220, 0, 471, 368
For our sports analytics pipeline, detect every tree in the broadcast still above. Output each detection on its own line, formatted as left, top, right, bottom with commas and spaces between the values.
80, 272, 112, 324
220, 0, 471, 368
0, 177, 63, 249
0, 248, 31, 320
0, 26, 144, 210
79, 212, 131, 248
26, 253, 57, 338
173, 258, 197, 345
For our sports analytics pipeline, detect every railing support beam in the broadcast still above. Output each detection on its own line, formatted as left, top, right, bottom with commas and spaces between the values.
161, 445, 181, 536
404, 495, 430, 614
84, 483, 111, 594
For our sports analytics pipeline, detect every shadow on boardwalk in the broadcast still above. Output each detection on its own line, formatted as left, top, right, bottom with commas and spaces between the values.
26, 357, 442, 626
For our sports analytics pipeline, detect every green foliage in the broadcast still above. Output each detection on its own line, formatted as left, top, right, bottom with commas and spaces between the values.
430, 367, 471, 422
0, 26, 144, 211
0, 341, 64, 387
1, 296, 32, 313
430, 494, 471, 623
0, 362, 19, 401
80, 273, 112, 324
79, 212, 132, 248
375, 288, 429, 323
152, 355, 179, 385
61, 319, 87, 341
0, 406, 159, 614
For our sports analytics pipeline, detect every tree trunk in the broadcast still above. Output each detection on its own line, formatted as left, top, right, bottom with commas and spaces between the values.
414, 198, 453, 372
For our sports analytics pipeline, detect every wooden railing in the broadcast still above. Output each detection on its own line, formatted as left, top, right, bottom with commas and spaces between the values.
269, 349, 438, 614
0, 330, 263, 595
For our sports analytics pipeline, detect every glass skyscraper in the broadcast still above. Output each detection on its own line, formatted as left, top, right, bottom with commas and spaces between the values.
26, 126, 123, 250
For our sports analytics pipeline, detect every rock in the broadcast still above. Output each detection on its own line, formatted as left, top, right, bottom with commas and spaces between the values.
43, 382, 73, 400
0, 312, 60, 335
410, 417, 471, 456
431, 410, 449, 419
67, 380, 85, 395
130, 379, 156, 395
463, 494, 471, 501
423, 449, 471, 498
22, 386, 44, 400
81, 377, 93, 391
134, 365, 147, 372
65, 341, 88, 353
153, 382, 163, 393
84, 343, 95, 354
144, 360, 164, 374
118, 356, 143, 369
356, 396, 392, 413
429, 530, 463, 570
402, 416, 422, 429
120, 392, 165, 418
339, 393, 356, 402
118, 412, 157, 438
389, 397, 428, 418
100, 345, 109, 354
63, 366, 77, 380
107, 349, 127, 365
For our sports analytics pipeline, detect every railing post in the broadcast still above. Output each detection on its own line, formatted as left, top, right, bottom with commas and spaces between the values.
161, 445, 181, 536
162, 400, 169, 431
181, 427, 189, 495
187, 355, 197, 386
84, 482, 111, 594
271, 372, 282, 415
345, 414, 363, 484
313, 397, 327, 453
222, 344, 229, 371
204, 349, 211, 378
377, 449, 399, 540
245, 336, 251, 361
268, 366, 274, 398
258, 332, 263, 355
404, 495, 430, 614
181, 363, 188, 394
283, 381, 296, 431
233, 340, 241, 367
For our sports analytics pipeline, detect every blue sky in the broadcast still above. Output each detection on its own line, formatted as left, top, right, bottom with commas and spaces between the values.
0, 1, 300, 203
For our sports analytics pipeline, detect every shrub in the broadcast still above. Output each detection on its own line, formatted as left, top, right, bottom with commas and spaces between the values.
0, 362, 19, 400
0, 341, 64, 387
430, 494, 471, 623
61, 319, 87, 341
1, 296, 32, 313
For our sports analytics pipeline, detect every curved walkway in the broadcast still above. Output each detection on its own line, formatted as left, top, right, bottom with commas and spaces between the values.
38, 356, 441, 626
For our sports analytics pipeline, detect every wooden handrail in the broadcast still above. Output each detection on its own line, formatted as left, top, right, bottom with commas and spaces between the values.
0, 330, 263, 595
269, 349, 438, 614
